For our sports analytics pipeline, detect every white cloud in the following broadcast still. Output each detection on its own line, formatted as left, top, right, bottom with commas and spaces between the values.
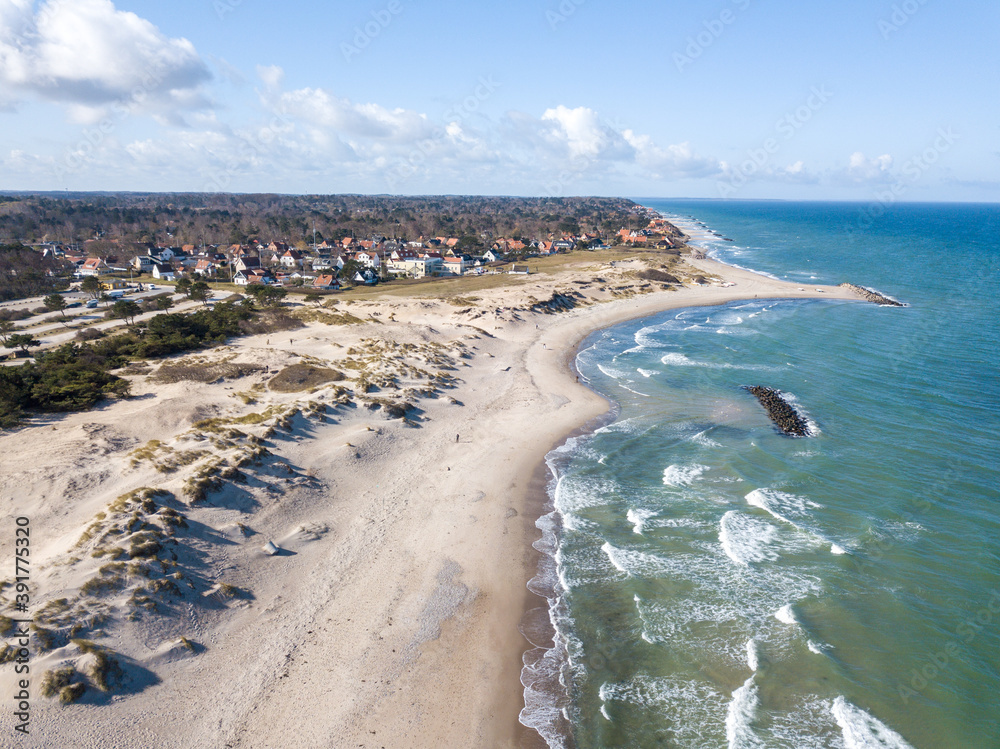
0, 0, 210, 119
847, 151, 893, 181
541, 105, 631, 160
623, 131, 722, 178
278, 87, 436, 142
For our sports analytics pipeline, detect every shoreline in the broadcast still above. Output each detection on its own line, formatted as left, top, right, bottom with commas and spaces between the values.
513, 257, 859, 746
0, 245, 863, 748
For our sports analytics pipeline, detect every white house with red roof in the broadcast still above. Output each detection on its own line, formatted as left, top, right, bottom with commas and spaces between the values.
79, 257, 109, 276
279, 249, 303, 269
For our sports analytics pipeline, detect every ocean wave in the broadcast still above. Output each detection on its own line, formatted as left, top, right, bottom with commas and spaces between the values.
746, 489, 849, 555
627, 508, 657, 535
831, 696, 914, 749
726, 678, 764, 749
775, 604, 798, 626
637, 368, 658, 378
601, 542, 675, 578
690, 429, 723, 448
746, 638, 760, 672
600, 676, 730, 747
719, 511, 781, 566
660, 351, 775, 370
553, 475, 619, 514
807, 639, 832, 655
745, 488, 823, 528
663, 463, 709, 486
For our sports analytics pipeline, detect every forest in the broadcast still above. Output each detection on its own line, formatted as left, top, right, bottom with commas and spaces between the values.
0, 192, 650, 248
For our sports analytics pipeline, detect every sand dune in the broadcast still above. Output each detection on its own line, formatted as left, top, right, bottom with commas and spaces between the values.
0, 253, 859, 747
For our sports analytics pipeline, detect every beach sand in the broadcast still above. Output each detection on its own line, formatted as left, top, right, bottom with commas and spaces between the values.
0, 253, 859, 748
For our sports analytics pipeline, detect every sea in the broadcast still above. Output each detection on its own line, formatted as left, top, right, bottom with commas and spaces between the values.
520, 200, 1000, 749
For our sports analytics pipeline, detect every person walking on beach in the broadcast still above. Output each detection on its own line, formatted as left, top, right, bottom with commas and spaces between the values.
455, 434, 460, 443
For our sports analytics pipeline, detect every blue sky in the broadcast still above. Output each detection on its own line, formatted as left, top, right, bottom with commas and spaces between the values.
0, 0, 997, 200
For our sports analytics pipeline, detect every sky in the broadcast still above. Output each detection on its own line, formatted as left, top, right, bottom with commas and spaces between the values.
0, 0, 997, 200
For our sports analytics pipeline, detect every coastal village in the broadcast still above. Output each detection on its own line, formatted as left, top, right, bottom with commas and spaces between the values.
19, 214, 683, 290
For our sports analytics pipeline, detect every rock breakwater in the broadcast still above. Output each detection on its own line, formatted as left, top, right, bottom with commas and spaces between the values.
839, 283, 905, 307
742, 385, 810, 437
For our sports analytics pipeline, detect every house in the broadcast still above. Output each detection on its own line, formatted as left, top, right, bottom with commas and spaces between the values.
354, 268, 379, 285
234, 268, 273, 286
193, 258, 216, 277
483, 249, 504, 264
509, 264, 530, 275
353, 250, 380, 269
279, 250, 303, 269
442, 256, 467, 276
151, 263, 175, 281
234, 257, 262, 273
79, 257, 109, 276
553, 239, 575, 252
267, 241, 289, 255
312, 274, 339, 290
311, 255, 334, 271
132, 255, 155, 272
388, 256, 433, 278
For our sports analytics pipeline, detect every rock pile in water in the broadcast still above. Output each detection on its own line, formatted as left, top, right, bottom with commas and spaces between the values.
839, 283, 905, 307
742, 385, 809, 437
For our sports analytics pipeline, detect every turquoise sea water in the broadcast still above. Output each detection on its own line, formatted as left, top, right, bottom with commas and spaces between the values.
521, 201, 1000, 748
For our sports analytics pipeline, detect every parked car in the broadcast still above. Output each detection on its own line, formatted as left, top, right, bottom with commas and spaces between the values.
86, 299, 99, 308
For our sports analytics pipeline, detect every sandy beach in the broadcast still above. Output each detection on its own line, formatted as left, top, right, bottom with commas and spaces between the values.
0, 252, 861, 748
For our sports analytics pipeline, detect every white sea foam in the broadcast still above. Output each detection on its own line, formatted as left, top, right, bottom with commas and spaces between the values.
690, 429, 723, 447
807, 639, 832, 655
726, 678, 764, 749
745, 489, 822, 528
745, 638, 760, 671
779, 391, 822, 436
637, 368, 658, 378
831, 696, 915, 748
601, 542, 674, 578
601, 676, 729, 747
746, 488, 850, 555
663, 463, 709, 486
775, 604, 798, 626
627, 508, 657, 535
719, 511, 780, 566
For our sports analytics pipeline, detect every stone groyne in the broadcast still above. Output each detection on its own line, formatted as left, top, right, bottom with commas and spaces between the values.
840, 283, 906, 307
742, 385, 810, 437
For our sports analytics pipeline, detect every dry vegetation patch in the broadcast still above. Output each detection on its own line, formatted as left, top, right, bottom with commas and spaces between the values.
152, 360, 264, 384
268, 363, 346, 393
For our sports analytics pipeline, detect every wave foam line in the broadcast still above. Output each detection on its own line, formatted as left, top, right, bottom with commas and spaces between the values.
726, 677, 764, 749
664, 463, 709, 486
831, 696, 915, 748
